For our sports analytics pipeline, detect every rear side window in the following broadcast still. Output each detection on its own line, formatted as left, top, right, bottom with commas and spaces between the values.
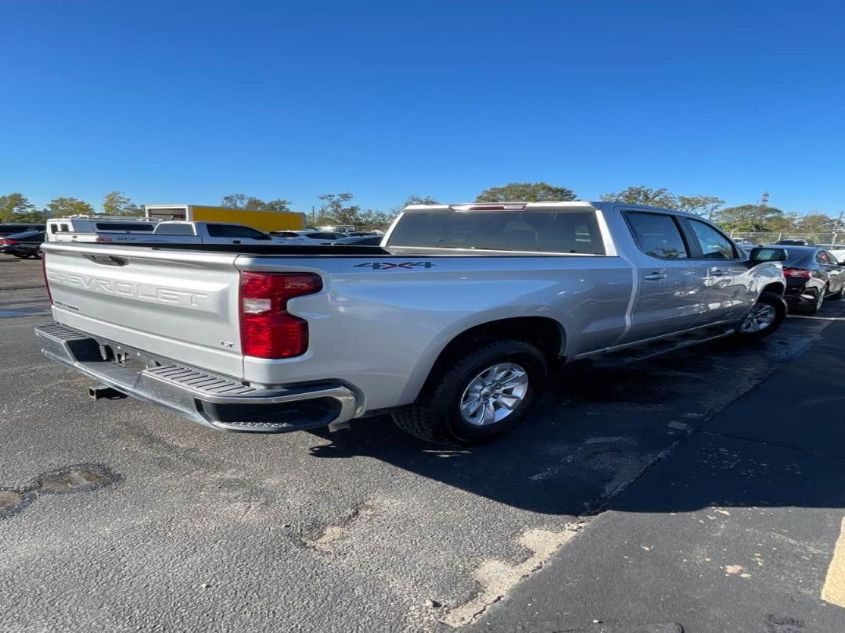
206, 224, 271, 239
626, 212, 688, 259
95, 222, 155, 232
155, 223, 196, 236
388, 210, 605, 254
688, 220, 737, 260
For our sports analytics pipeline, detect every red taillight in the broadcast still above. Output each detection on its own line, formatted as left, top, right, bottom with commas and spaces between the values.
0, 238, 18, 246
239, 272, 322, 358
41, 253, 53, 304
95, 235, 113, 243
783, 267, 811, 279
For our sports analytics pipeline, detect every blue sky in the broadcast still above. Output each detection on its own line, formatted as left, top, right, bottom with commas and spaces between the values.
1, 0, 843, 214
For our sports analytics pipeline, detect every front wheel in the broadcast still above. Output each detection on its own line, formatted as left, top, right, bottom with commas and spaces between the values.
392, 340, 547, 445
735, 291, 786, 341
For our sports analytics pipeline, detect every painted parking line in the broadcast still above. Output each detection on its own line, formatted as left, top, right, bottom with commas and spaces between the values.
822, 517, 845, 608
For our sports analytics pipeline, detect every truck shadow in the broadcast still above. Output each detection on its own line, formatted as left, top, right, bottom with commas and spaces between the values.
307, 307, 845, 517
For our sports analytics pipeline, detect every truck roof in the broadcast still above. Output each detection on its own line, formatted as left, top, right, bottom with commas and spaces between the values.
401, 201, 697, 218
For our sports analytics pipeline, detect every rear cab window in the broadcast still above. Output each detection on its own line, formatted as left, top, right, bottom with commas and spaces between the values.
388, 209, 606, 254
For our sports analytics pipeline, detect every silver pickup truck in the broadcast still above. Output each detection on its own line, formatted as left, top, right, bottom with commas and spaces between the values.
35, 202, 787, 444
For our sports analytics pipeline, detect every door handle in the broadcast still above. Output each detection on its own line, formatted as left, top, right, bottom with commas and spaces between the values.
710, 269, 726, 277
643, 272, 667, 281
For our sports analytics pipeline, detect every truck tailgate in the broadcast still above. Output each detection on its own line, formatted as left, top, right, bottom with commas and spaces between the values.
42, 243, 245, 379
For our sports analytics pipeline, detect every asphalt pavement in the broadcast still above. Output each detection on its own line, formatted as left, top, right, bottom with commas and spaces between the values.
1, 257, 843, 632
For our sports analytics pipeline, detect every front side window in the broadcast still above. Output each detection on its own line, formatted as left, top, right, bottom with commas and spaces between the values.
626, 212, 688, 259
688, 220, 737, 260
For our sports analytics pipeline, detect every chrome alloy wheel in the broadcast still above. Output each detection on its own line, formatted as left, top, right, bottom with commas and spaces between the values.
459, 363, 529, 426
740, 303, 777, 333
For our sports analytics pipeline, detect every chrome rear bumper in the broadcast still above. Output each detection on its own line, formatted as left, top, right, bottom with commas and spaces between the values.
35, 322, 359, 433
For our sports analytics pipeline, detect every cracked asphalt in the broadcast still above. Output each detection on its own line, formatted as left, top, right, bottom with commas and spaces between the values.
1, 257, 843, 632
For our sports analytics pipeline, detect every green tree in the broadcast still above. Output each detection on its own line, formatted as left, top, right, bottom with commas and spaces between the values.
103, 191, 141, 216
794, 213, 837, 234
711, 204, 786, 232
476, 182, 576, 203
0, 193, 36, 221
676, 195, 724, 218
358, 208, 399, 231
600, 186, 678, 209
45, 197, 95, 217
316, 193, 361, 226
221, 194, 291, 211
402, 195, 439, 206
221, 193, 248, 209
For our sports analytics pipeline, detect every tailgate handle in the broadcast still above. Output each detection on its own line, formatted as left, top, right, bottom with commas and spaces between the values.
86, 254, 128, 267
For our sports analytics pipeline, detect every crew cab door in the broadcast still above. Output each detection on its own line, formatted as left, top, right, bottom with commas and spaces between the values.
620, 211, 709, 343
678, 218, 754, 323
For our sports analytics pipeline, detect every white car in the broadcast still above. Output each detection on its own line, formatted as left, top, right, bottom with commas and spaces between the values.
271, 230, 347, 245
818, 244, 845, 264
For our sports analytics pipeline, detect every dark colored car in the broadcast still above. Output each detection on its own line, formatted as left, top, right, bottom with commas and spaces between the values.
763, 245, 845, 313
332, 235, 382, 246
775, 238, 814, 246
0, 223, 43, 237
0, 230, 46, 258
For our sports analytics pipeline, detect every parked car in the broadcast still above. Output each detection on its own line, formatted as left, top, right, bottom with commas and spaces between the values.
46, 216, 158, 242
57, 221, 277, 245
775, 238, 814, 246
0, 229, 46, 258
315, 225, 356, 234
271, 230, 347, 245
0, 223, 44, 237
817, 244, 845, 264
144, 221, 276, 244
765, 245, 845, 313
332, 235, 383, 246
36, 201, 786, 445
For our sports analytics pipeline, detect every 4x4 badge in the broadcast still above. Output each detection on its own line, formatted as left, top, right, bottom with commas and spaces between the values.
354, 262, 434, 270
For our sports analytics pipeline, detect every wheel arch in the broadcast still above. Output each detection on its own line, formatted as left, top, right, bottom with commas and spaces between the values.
760, 281, 785, 297
403, 316, 566, 403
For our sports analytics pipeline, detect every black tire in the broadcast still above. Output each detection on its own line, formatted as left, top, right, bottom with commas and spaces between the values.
391, 340, 547, 445
735, 291, 786, 341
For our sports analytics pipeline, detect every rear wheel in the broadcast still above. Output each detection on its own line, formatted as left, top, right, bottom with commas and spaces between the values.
735, 291, 786, 341
392, 340, 547, 444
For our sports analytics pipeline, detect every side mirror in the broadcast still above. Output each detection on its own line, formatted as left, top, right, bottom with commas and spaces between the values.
749, 247, 788, 262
